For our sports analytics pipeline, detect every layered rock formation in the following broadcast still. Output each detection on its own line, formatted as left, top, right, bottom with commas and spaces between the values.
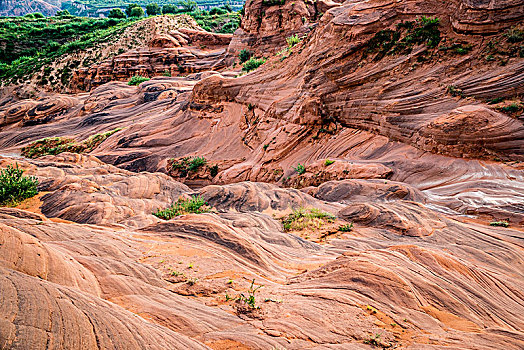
72, 25, 233, 92
0, 154, 523, 349
0, 0, 524, 349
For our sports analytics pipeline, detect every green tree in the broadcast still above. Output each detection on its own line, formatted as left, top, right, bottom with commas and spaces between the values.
162, 4, 178, 14
146, 3, 161, 16
209, 7, 227, 15
180, 0, 197, 12
129, 6, 145, 18
125, 3, 141, 17
108, 8, 126, 19
55, 9, 70, 16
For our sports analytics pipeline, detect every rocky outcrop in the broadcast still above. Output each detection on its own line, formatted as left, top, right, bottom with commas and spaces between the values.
71, 20, 233, 92
228, 0, 341, 56
0, 155, 523, 349
0, 3, 523, 347
0, 0, 59, 16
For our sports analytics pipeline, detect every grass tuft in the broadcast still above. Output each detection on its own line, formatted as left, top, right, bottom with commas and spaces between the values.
292, 163, 306, 175
153, 195, 210, 220
281, 207, 335, 232
490, 221, 509, 228
242, 57, 266, 72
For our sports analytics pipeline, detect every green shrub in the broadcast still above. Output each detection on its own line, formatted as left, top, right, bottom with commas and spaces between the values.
242, 57, 266, 72
209, 164, 219, 177
447, 85, 464, 97
498, 103, 522, 114
324, 159, 335, 166
33, 13, 45, 19
238, 49, 252, 63
125, 3, 141, 17
209, 7, 227, 15
281, 207, 335, 231
490, 221, 509, 228
129, 7, 145, 18
180, 0, 197, 12
338, 223, 353, 232
162, 4, 178, 14
487, 97, 504, 105
0, 164, 39, 206
286, 34, 301, 48
505, 27, 523, 43
153, 196, 210, 220
365, 16, 440, 59
128, 75, 150, 85
108, 8, 126, 19
292, 163, 306, 175
170, 156, 208, 177
146, 3, 161, 16
454, 44, 472, 55
55, 10, 71, 17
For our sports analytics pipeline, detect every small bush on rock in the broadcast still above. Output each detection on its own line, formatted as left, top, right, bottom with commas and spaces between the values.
242, 57, 266, 72
153, 196, 210, 220
238, 49, 252, 63
281, 207, 335, 231
490, 221, 509, 228
128, 75, 150, 85
0, 164, 39, 206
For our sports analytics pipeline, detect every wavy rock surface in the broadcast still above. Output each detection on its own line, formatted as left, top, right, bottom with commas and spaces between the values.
0, 155, 523, 349
0, 1, 523, 349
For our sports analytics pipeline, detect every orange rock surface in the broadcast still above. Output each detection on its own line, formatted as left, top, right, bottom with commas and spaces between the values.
0, 0, 523, 349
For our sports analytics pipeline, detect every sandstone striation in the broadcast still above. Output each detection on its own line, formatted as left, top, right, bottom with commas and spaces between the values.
0, 154, 522, 349
0, 0, 523, 349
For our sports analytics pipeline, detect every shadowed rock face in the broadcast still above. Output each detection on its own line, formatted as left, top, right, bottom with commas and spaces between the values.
0, 1, 523, 349
0, 154, 523, 349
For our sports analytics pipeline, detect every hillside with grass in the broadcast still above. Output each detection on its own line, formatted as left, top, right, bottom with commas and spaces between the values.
0, 9, 239, 94
0, 0, 244, 16
0, 0, 60, 16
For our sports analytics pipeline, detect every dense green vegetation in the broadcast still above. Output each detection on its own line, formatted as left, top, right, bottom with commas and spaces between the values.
0, 15, 137, 84
490, 220, 509, 228
21, 128, 122, 158
0, 164, 39, 207
153, 196, 210, 219
192, 10, 239, 33
128, 75, 150, 85
364, 16, 441, 60
62, 0, 244, 17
